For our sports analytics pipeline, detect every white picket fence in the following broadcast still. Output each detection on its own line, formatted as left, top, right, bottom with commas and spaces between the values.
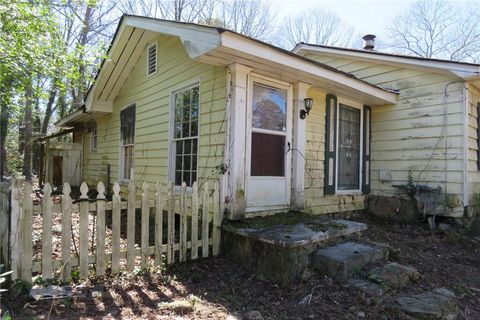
9, 179, 221, 283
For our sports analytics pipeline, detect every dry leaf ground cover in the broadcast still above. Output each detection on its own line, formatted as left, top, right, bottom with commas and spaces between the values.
2, 216, 480, 320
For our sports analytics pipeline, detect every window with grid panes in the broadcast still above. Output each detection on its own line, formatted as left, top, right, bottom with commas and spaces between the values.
172, 85, 199, 187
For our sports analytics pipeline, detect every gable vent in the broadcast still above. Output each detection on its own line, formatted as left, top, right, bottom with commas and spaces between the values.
147, 43, 157, 76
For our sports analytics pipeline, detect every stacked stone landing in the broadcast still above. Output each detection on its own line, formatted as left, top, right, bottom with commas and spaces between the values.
222, 217, 371, 285
222, 217, 459, 319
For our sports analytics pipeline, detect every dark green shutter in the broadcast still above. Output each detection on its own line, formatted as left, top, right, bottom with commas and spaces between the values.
324, 94, 337, 195
362, 106, 371, 193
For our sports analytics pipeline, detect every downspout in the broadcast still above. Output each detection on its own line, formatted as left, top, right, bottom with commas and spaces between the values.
222, 67, 232, 217
443, 80, 464, 213
463, 82, 469, 207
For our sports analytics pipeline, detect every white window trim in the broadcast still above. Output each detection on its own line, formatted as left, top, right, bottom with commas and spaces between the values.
335, 97, 364, 195
90, 120, 97, 152
168, 81, 201, 189
119, 104, 136, 182
146, 41, 158, 77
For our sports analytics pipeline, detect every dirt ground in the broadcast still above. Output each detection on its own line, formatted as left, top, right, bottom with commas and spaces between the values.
1, 215, 480, 320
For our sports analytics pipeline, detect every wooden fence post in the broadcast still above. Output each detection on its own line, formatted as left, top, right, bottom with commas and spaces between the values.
202, 181, 209, 258
180, 182, 187, 262
10, 179, 22, 280
0, 182, 10, 270
96, 182, 106, 277
79, 182, 89, 280
42, 183, 53, 280
141, 182, 149, 269
20, 181, 33, 283
111, 182, 121, 274
191, 182, 199, 260
167, 182, 174, 265
127, 181, 135, 271
154, 182, 163, 266
61, 183, 72, 282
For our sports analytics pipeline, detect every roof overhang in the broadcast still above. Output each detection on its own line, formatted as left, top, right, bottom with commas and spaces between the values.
55, 108, 99, 128
201, 32, 397, 106
83, 16, 222, 116
293, 43, 480, 80
58, 16, 397, 128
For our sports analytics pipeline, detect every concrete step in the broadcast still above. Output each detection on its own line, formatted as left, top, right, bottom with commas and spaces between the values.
348, 279, 385, 305
311, 241, 390, 281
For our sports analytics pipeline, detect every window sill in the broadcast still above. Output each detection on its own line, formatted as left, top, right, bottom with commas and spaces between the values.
334, 190, 363, 196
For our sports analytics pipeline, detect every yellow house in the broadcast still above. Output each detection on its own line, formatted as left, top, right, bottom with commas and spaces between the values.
56, 15, 480, 221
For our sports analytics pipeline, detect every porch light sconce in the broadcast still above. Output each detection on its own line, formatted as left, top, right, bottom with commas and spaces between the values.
300, 98, 314, 119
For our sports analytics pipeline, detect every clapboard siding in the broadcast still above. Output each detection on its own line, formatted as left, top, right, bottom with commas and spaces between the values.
301, 52, 466, 210
82, 36, 227, 191
303, 88, 366, 214
467, 83, 480, 203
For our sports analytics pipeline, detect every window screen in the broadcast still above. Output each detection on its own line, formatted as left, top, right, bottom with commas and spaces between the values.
337, 104, 361, 190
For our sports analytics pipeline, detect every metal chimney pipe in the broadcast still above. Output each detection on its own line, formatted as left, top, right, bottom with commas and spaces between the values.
363, 34, 376, 51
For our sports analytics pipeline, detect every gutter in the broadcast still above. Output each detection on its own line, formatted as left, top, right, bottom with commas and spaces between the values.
54, 104, 86, 129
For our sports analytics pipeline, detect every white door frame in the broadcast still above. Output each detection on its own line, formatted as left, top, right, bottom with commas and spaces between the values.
244, 74, 293, 212
335, 97, 364, 195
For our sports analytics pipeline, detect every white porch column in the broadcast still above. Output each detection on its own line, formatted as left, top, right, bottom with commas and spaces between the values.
227, 63, 252, 219
292, 82, 312, 211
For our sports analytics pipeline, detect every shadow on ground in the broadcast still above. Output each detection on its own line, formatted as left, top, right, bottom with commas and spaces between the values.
3, 216, 480, 319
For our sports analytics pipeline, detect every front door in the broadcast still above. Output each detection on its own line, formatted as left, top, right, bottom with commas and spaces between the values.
246, 78, 292, 211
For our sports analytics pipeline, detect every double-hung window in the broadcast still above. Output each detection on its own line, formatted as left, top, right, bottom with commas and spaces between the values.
171, 85, 199, 187
120, 104, 136, 181
324, 95, 371, 194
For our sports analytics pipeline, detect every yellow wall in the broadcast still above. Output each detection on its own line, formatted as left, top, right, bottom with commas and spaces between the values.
82, 35, 227, 192
302, 52, 466, 215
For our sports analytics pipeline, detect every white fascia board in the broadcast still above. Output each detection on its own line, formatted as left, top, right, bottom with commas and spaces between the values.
220, 33, 397, 105
125, 16, 221, 59
55, 109, 83, 129
90, 101, 113, 113
85, 89, 113, 113
84, 23, 129, 109
295, 44, 480, 79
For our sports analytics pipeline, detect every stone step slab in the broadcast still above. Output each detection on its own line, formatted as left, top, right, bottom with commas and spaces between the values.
348, 279, 385, 305
311, 241, 390, 280
368, 262, 420, 289
389, 288, 458, 319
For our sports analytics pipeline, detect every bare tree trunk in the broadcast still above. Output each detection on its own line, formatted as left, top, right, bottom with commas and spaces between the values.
74, 4, 94, 107
41, 84, 57, 134
0, 78, 13, 181
58, 92, 67, 119
38, 84, 57, 186
23, 85, 33, 181
32, 102, 40, 175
